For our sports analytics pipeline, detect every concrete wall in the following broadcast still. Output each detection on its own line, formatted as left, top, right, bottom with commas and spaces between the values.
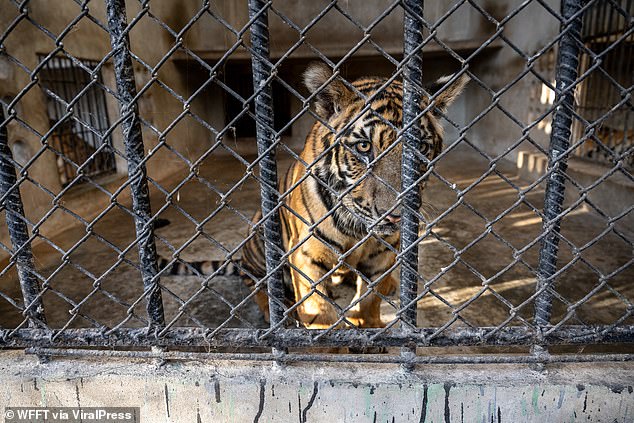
466, 0, 560, 161
170, 1, 488, 59
1, 351, 633, 422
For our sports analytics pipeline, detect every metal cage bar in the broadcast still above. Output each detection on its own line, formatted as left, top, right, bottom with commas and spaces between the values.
3, 325, 634, 349
105, 0, 165, 331
24, 348, 634, 365
534, 0, 584, 331
0, 0, 631, 364
247, 0, 288, 330
400, 0, 425, 366
0, 110, 46, 328
38, 56, 116, 185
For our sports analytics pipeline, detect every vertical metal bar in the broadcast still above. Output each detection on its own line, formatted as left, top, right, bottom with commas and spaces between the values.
400, 0, 424, 370
534, 0, 584, 330
247, 0, 286, 332
0, 110, 46, 327
105, 0, 165, 332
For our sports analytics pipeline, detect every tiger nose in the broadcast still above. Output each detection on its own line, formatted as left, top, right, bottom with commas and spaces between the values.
378, 206, 402, 223
385, 212, 401, 223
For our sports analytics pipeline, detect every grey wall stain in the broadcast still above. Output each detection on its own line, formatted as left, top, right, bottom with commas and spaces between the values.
253, 379, 266, 423
419, 384, 428, 423
164, 384, 170, 418
557, 388, 565, 409
214, 379, 221, 403
301, 381, 319, 423
444, 383, 452, 423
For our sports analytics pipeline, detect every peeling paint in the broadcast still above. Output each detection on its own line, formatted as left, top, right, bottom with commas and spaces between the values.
531, 386, 540, 416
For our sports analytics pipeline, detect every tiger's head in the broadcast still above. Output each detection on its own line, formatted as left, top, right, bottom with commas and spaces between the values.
304, 62, 468, 237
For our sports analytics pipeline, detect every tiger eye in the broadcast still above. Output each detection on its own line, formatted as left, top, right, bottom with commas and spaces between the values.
355, 141, 372, 154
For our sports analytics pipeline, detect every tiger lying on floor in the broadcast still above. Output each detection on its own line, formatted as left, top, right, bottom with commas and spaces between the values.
159, 62, 468, 329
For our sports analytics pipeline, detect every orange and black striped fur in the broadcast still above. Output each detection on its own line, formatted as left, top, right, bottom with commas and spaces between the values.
160, 62, 468, 329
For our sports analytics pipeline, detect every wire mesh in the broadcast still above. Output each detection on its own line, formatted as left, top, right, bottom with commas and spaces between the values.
0, 0, 632, 365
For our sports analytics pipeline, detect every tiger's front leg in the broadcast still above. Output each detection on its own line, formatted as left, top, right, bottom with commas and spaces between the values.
345, 249, 399, 328
346, 273, 398, 328
288, 243, 340, 329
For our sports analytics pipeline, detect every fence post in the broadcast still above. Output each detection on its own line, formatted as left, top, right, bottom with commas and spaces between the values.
400, 0, 425, 370
247, 0, 287, 342
0, 110, 46, 328
105, 0, 165, 332
534, 0, 583, 341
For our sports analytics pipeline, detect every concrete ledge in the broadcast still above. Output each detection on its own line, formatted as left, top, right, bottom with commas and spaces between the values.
1, 350, 633, 422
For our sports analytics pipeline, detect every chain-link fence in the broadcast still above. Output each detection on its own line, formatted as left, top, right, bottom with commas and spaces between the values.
0, 0, 632, 365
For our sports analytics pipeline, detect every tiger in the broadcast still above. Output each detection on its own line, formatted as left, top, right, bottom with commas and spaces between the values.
159, 62, 468, 329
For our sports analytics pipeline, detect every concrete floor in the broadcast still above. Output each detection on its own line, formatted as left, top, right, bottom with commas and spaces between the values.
1, 145, 632, 334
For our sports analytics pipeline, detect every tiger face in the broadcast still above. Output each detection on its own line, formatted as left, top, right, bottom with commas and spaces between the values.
303, 63, 468, 237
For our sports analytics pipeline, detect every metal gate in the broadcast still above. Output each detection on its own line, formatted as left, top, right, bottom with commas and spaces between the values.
0, 0, 633, 366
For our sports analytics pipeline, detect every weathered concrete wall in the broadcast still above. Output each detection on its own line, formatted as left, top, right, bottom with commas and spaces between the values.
466, 0, 561, 163
173, 1, 488, 59
1, 351, 633, 422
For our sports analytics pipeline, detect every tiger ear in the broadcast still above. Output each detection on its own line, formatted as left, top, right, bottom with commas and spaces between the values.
425, 73, 469, 115
303, 62, 355, 119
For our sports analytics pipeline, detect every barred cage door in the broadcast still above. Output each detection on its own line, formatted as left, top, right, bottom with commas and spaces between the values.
39, 56, 116, 186
573, 0, 634, 168
0, 0, 632, 366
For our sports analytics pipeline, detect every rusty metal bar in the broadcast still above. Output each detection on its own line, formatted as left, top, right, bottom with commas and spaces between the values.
0, 109, 46, 327
105, 0, 165, 332
3, 325, 634, 349
534, 0, 584, 330
399, 0, 425, 368
25, 347, 634, 365
247, 0, 287, 329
